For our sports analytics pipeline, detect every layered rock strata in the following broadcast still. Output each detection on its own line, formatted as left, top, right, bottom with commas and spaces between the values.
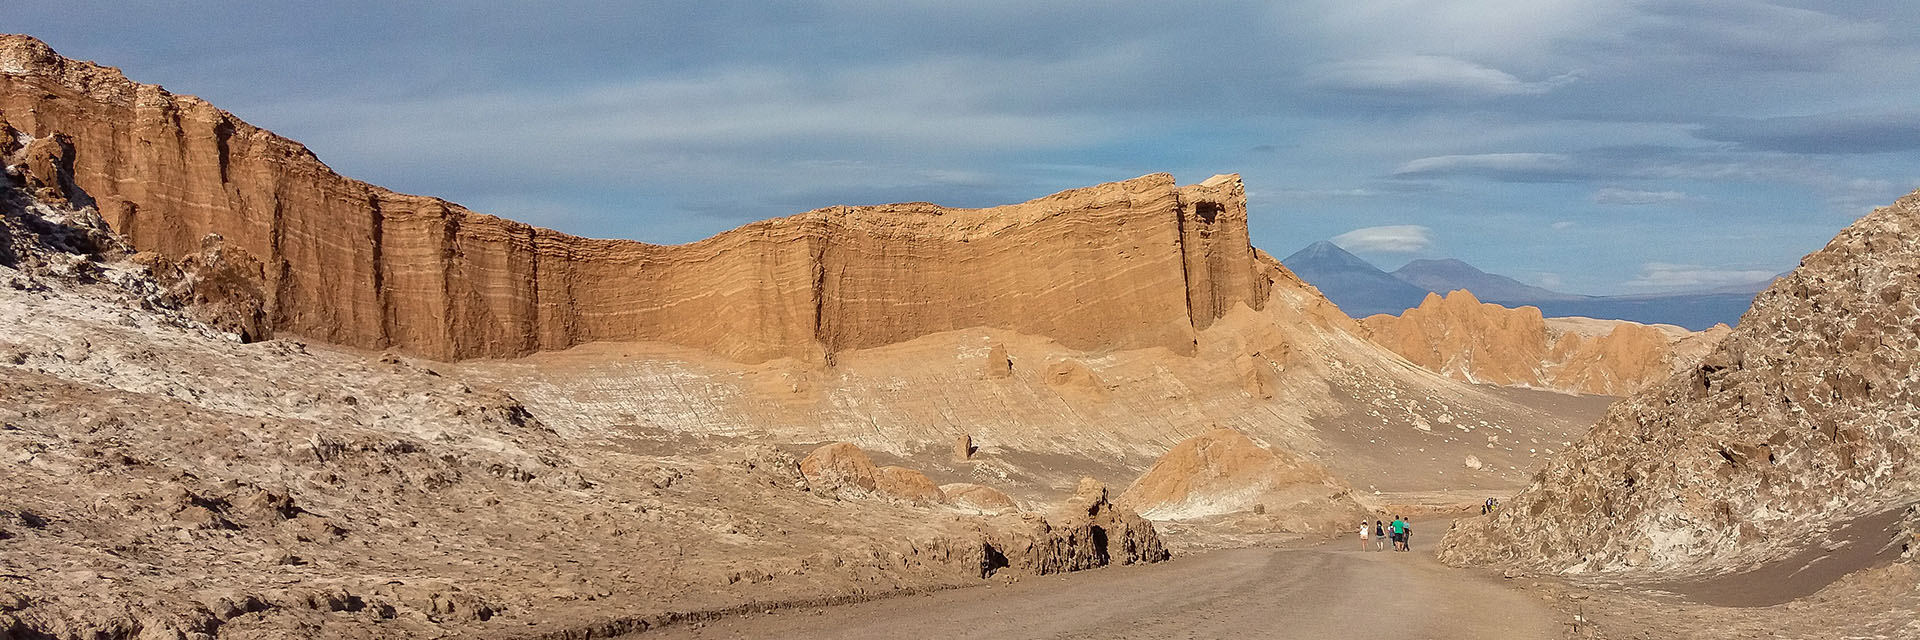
0, 35, 1261, 363
1362, 290, 1730, 396
1439, 190, 1920, 575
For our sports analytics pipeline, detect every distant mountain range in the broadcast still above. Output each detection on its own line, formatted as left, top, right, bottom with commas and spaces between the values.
1279, 241, 1773, 329
1281, 241, 1434, 320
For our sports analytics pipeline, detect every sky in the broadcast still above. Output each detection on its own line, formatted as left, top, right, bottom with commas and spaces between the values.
9, 1, 1920, 295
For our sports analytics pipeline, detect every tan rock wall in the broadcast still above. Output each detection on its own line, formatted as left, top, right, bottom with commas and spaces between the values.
0, 35, 1261, 362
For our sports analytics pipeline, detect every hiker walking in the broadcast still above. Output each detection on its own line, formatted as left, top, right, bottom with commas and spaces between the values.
1374, 520, 1386, 551
1359, 520, 1370, 550
1390, 516, 1408, 552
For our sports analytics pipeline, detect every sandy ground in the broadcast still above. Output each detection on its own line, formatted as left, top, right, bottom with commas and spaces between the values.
636, 519, 1561, 640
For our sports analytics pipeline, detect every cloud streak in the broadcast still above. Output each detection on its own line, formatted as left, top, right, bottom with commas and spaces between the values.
1592, 187, 1690, 205
1311, 55, 1578, 98
1333, 225, 1433, 253
1625, 263, 1778, 290
1694, 111, 1920, 154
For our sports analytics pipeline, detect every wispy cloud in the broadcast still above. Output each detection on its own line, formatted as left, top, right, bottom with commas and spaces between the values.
1333, 225, 1433, 253
1624, 262, 1777, 290
1392, 153, 1576, 181
1592, 187, 1690, 205
1311, 55, 1578, 98
1694, 111, 1920, 154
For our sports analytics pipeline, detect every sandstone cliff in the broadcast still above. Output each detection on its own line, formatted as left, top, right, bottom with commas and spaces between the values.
1439, 189, 1920, 575
0, 35, 1262, 363
1361, 290, 1730, 396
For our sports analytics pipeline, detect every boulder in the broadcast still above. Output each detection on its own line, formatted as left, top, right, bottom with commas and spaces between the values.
1119, 429, 1363, 532
941, 483, 1018, 514
798, 442, 878, 494
874, 465, 945, 504
984, 343, 1012, 379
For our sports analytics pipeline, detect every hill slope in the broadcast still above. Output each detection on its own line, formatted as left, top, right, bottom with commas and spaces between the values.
1440, 189, 1920, 576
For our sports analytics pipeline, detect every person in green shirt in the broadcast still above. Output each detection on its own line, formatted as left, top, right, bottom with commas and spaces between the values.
1390, 517, 1408, 551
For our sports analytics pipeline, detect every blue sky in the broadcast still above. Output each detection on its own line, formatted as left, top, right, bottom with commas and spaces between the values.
9, 1, 1919, 295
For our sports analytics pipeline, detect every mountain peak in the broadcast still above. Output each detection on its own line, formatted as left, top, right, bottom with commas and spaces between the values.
1397, 257, 1478, 272
1285, 240, 1377, 271
1280, 241, 1432, 318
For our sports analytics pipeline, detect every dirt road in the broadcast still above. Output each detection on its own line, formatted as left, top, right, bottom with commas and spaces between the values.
639, 522, 1562, 639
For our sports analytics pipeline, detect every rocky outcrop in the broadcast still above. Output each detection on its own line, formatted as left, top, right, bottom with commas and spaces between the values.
1118, 429, 1363, 530
1439, 190, 1920, 575
873, 466, 945, 504
798, 442, 949, 504
941, 483, 1018, 514
0, 36, 1265, 363
1362, 290, 1730, 396
798, 442, 880, 495
1023, 478, 1170, 571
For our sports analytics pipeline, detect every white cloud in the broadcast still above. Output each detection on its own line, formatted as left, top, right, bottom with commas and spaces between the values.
1332, 225, 1432, 253
1535, 272, 1565, 289
1592, 187, 1690, 205
1266, 187, 1381, 200
1550, 220, 1577, 230
1312, 55, 1578, 97
1393, 153, 1575, 180
1624, 263, 1776, 290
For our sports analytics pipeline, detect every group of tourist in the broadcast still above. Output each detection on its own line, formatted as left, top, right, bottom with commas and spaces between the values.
1357, 516, 1412, 552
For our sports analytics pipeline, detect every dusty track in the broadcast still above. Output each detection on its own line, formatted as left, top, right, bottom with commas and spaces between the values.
637, 521, 1559, 640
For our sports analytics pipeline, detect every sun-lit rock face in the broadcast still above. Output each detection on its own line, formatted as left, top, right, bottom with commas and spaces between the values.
0, 35, 1266, 363
1361, 290, 1729, 396
1440, 189, 1920, 575
1118, 428, 1363, 530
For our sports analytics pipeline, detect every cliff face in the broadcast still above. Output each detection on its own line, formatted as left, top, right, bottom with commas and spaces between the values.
1439, 189, 1920, 575
0, 35, 1262, 362
1361, 290, 1729, 396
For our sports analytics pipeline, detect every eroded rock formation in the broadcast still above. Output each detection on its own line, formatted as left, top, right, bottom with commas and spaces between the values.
1118, 429, 1363, 529
0, 35, 1263, 363
941, 483, 1019, 514
1362, 290, 1730, 396
1439, 190, 1920, 575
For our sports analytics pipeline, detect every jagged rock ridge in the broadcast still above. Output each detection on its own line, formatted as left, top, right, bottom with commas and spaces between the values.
0, 35, 1262, 363
1362, 290, 1730, 396
1439, 190, 1920, 575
